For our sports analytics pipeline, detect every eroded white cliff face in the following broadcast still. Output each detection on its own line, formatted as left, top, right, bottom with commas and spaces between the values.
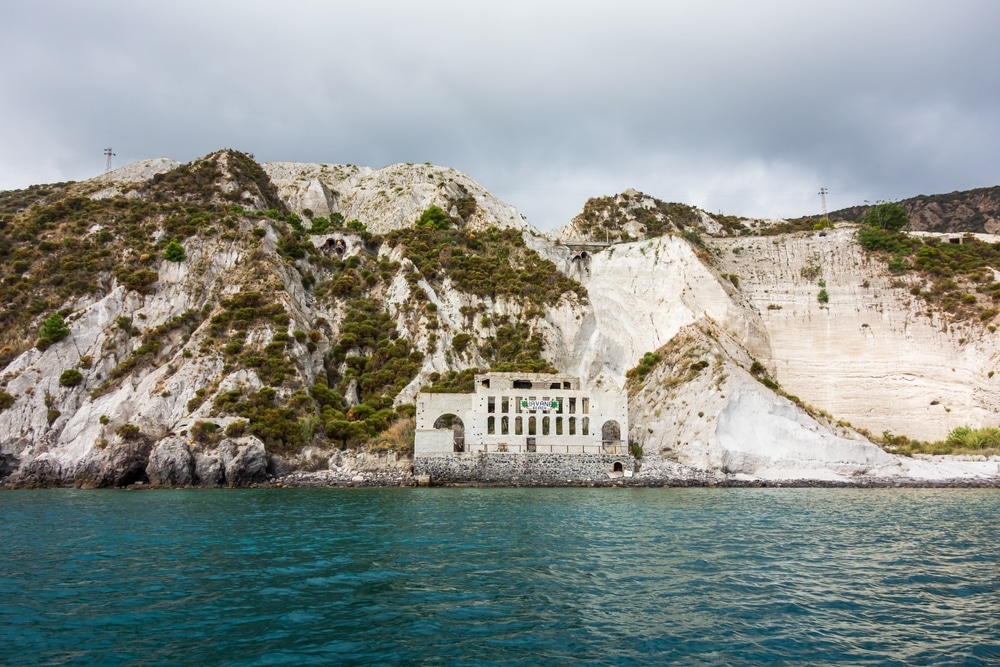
263, 161, 530, 234
709, 227, 1000, 442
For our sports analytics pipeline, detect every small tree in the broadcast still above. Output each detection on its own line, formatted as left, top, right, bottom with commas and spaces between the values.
416, 205, 450, 231
164, 238, 186, 262
37, 313, 71, 350
863, 201, 908, 232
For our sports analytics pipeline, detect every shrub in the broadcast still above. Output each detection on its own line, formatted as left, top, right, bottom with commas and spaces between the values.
58, 368, 83, 387
115, 423, 142, 440
817, 289, 830, 304
0, 390, 14, 411
945, 425, 1000, 450
416, 205, 451, 231
800, 264, 822, 280
37, 312, 71, 350
225, 420, 249, 437
190, 420, 221, 445
452, 333, 472, 354
163, 238, 186, 262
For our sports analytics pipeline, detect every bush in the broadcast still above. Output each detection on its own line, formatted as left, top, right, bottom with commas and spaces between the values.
190, 420, 221, 445
0, 390, 14, 411
163, 238, 186, 262
37, 312, 71, 350
817, 289, 830, 304
115, 423, 142, 440
946, 425, 1000, 450
58, 368, 83, 387
416, 206, 451, 231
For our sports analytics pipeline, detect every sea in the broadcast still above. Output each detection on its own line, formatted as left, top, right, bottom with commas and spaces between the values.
2, 488, 998, 666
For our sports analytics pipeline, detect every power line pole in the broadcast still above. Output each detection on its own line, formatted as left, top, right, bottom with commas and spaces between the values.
818, 187, 828, 218
104, 147, 116, 175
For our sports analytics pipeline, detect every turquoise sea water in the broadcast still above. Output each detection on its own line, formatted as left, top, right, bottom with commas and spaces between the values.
2, 488, 998, 666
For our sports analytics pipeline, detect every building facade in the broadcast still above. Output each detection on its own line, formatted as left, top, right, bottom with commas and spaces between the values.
415, 372, 629, 456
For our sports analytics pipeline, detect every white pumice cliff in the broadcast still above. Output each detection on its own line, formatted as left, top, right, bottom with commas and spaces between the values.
0, 151, 997, 487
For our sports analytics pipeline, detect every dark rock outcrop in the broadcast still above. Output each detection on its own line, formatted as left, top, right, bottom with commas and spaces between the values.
219, 437, 270, 487
194, 453, 224, 487
74, 439, 153, 489
146, 437, 194, 487
5, 457, 67, 489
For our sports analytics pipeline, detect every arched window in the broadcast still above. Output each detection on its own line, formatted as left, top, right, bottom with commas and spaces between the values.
582, 417, 589, 436
569, 417, 576, 435
501, 416, 509, 435
487, 416, 495, 435
542, 416, 550, 435
433, 414, 465, 452
515, 416, 523, 435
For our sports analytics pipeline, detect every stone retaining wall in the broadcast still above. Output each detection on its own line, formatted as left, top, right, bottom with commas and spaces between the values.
414, 452, 635, 483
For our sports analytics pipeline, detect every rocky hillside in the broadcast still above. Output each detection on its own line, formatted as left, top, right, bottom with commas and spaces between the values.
804, 185, 1000, 235
1, 151, 998, 488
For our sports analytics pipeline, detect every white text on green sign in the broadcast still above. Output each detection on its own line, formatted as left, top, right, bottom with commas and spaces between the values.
521, 400, 559, 411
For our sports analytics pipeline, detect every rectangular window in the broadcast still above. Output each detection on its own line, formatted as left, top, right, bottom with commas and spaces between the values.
501, 396, 509, 413
582, 398, 589, 415
487, 396, 495, 413
569, 398, 576, 414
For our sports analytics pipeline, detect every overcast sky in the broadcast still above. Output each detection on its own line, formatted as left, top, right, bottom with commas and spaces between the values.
2, 1, 998, 230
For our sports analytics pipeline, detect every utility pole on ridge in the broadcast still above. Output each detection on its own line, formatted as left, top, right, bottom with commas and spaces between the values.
818, 187, 828, 219
104, 147, 116, 175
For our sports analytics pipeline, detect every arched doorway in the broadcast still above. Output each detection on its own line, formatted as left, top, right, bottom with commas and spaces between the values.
434, 414, 465, 452
601, 420, 621, 454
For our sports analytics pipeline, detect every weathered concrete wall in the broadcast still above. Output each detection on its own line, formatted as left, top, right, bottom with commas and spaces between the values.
415, 429, 455, 454
414, 452, 635, 483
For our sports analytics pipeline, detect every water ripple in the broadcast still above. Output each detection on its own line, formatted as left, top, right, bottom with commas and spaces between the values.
1, 488, 998, 665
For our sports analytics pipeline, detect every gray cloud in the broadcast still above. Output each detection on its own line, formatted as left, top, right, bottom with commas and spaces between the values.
2, 0, 998, 229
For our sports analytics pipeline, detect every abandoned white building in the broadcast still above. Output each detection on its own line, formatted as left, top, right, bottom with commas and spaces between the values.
415, 372, 629, 456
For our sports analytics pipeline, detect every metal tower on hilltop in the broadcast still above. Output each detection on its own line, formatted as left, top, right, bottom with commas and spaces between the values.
818, 187, 829, 218
104, 147, 116, 174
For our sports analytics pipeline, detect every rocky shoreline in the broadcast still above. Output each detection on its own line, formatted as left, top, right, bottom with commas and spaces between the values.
3, 438, 998, 490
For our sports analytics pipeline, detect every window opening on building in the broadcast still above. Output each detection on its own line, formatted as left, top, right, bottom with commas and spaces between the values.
487, 397, 495, 413
488, 416, 496, 434
515, 416, 523, 435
